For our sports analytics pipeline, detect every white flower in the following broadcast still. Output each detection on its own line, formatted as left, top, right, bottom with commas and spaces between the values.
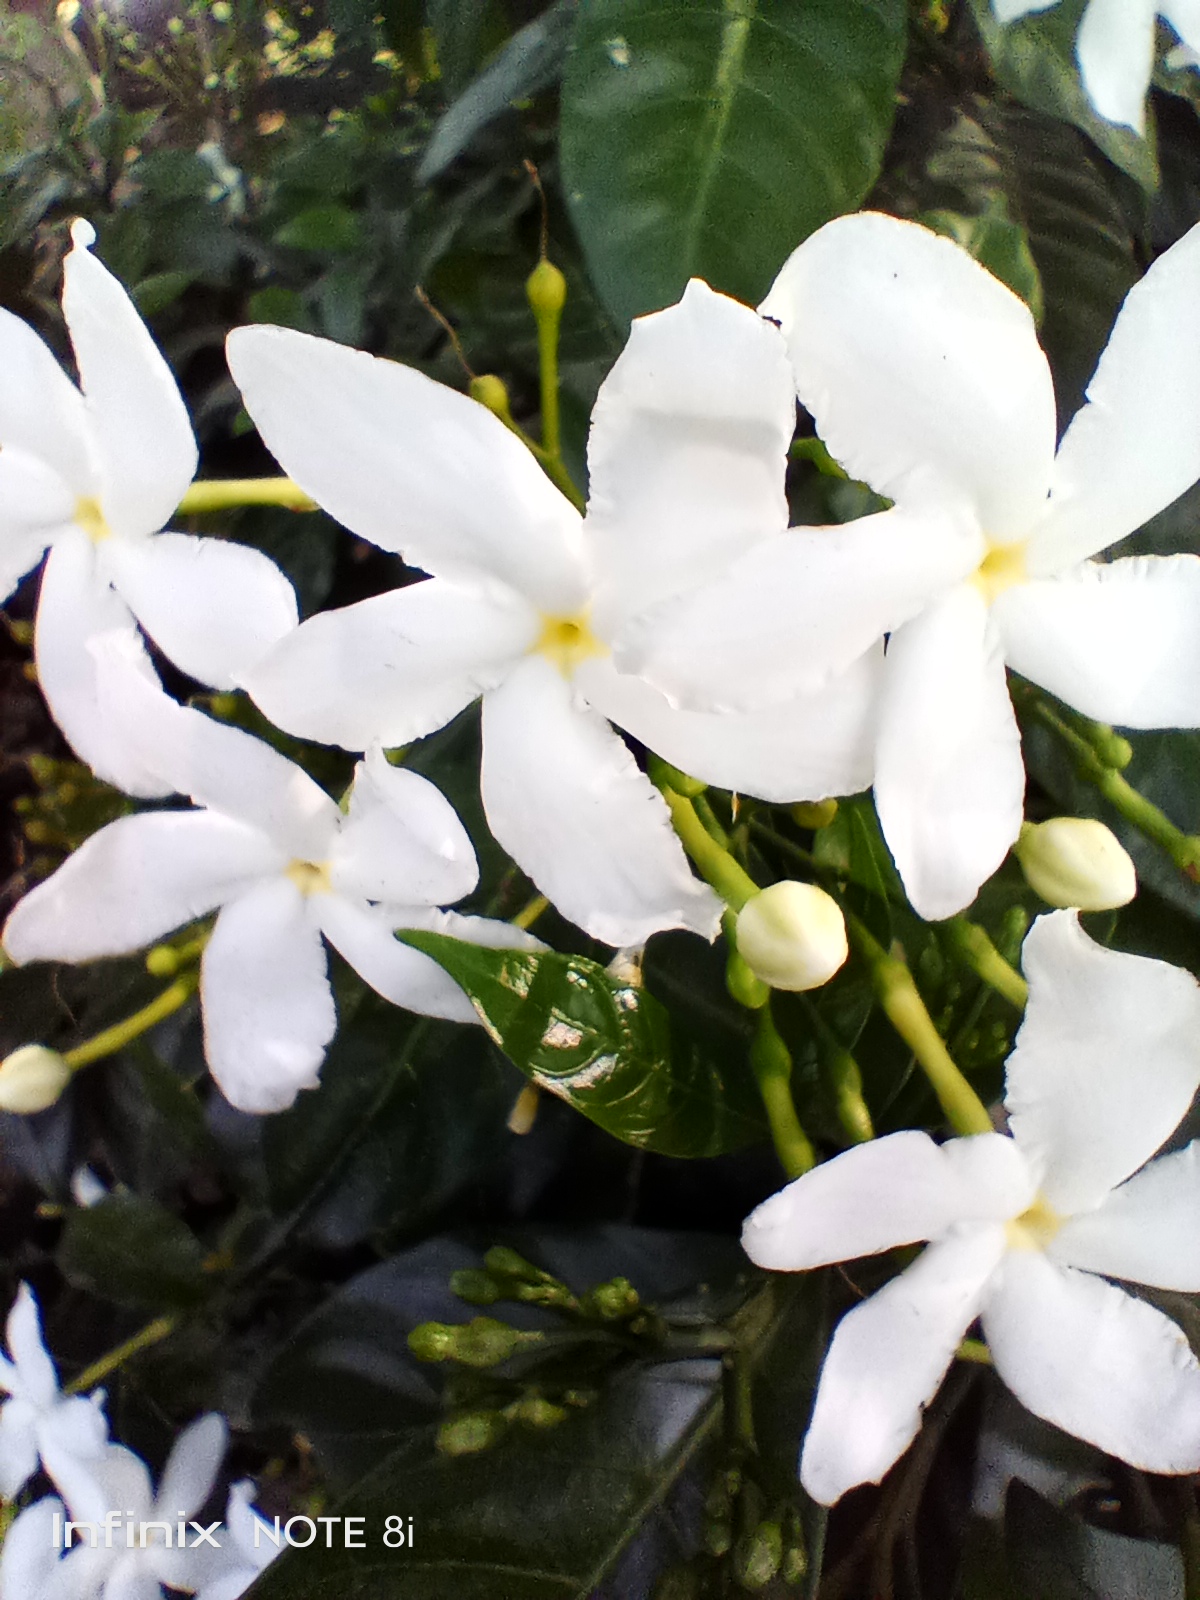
225, 281, 892, 946
663, 210, 1200, 920
0, 219, 297, 797
0, 1495, 69, 1600
742, 910, 1200, 1505
994, 0, 1200, 133
194, 1481, 280, 1600
1, 634, 538, 1113
0, 1284, 107, 1500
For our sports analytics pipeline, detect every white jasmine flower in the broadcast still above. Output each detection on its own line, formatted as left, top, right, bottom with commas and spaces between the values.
742, 910, 1200, 1504
32, 1414, 232, 1600
670, 211, 1200, 920
2, 635, 538, 1113
0, 1495, 69, 1600
0, 220, 297, 797
195, 1481, 280, 1600
225, 281, 911, 946
994, 0, 1200, 133
0, 1283, 107, 1500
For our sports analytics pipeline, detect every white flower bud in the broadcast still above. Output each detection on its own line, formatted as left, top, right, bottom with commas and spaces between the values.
1014, 818, 1136, 911
0, 1045, 71, 1114
735, 882, 848, 992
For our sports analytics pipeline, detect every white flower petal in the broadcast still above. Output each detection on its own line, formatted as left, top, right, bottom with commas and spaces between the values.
874, 586, 1025, 921
242, 578, 537, 750
1075, 0, 1155, 133
800, 1227, 1007, 1505
90, 631, 340, 861
332, 749, 477, 907
3, 811, 275, 964
201, 880, 334, 1113
6, 1284, 58, 1408
38, 1394, 107, 1467
61, 222, 197, 540
0, 1497, 66, 1600
56, 1439, 154, 1524
0, 307, 90, 491
226, 325, 587, 612
0, 449, 72, 600
1005, 909, 1200, 1214
993, 0, 1059, 17
107, 1566, 164, 1600
1034, 218, 1200, 570
480, 656, 722, 945
760, 212, 1057, 541
1051, 1141, 1200, 1291
0, 1404, 39, 1500
615, 504, 982, 712
575, 648, 880, 804
34, 535, 174, 799
103, 532, 298, 688
996, 556, 1200, 727
983, 1250, 1200, 1473
742, 1131, 1032, 1271
316, 896, 477, 1024
584, 279, 793, 633
154, 1414, 226, 1521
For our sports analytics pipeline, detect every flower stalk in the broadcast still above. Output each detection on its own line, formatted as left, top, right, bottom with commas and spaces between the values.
750, 1007, 815, 1179
64, 1315, 177, 1395
944, 918, 1028, 1010
176, 477, 317, 514
847, 916, 993, 1137
62, 973, 199, 1072
656, 785, 759, 912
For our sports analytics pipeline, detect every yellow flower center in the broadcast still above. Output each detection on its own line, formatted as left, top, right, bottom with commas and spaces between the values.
286, 859, 332, 895
74, 496, 112, 543
534, 610, 606, 677
1005, 1193, 1062, 1252
972, 540, 1027, 605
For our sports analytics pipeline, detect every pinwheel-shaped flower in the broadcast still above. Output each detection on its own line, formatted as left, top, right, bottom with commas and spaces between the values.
651, 211, 1200, 919
994, 0, 1200, 132
0, 1284, 106, 1500
743, 911, 1200, 1505
0, 220, 296, 796
2, 636, 534, 1112
226, 281, 896, 946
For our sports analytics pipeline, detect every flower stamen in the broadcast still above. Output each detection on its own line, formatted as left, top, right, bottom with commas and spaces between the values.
973, 540, 1027, 605
74, 496, 112, 543
1005, 1193, 1062, 1252
534, 611, 606, 677
286, 859, 332, 895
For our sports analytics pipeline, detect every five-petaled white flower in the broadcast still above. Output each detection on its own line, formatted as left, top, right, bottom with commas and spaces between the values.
743, 910, 1200, 1505
0, 219, 297, 797
994, 0, 1200, 132
194, 1481, 281, 1600
643, 211, 1200, 920
2, 635, 536, 1113
225, 281, 892, 946
0, 1284, 106, 1500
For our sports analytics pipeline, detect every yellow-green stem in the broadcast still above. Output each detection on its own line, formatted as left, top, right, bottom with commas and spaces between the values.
512, 893, 550, 931
176, 477, 317, 514
64, 974, 198, 1071
751, 1007, 815, 1179
848, 917, 993, 1137
533, 293, 563, 464
65, 1315, 176, 1394
956, 1337, 992, 1366
658, 787, 759, 912
944, 918, 1028, 1010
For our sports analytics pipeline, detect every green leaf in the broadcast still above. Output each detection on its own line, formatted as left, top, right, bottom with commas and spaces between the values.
400, 934, 765, 1157
966, 0, 1158, 192
57, 1193, 209, 1310
559, 0, 907, 325
273, 203, 363, 254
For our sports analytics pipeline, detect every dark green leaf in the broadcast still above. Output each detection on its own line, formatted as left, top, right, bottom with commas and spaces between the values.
274, 203, 364, 254
1002, 1481, 1184, 1600
560, 0, 907, 324
400, 934, 766, 1157
58, 1193, 209, 1310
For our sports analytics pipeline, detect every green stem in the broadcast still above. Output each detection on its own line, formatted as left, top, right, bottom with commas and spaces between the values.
176, 477, 317, 514
847, 916, 993, 1137
63, 974, 198, 1071
956, 1337, 992, 1366
944, 918, 1028, 1010
1033, 701, 1200, 879
512, 893, 550, 931
751, 1007, 815, 1179
658, 786, 759, 912
693, 793, 730, 849
800, 998, 874, 1144
65, 1315, 176, 1393
533, 290, 562, 464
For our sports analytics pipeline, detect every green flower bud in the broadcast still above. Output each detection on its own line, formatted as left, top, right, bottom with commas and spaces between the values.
789, 798, 838, 829
736, 882, 848, 992
511, 1394, 567, 1428
450, 1269, 503, 1305
0, 1046, 71, 1114
469, 374, 514, 425
407, 1321, 458, 1362
453, 1316, 538, 1367
526, 257, 567, 317
733, 1520, 782, 1590
1014, 818, 1136, 911
145, 945, 180, 978
483, 1246, 551, 1283
436, 1410, 508, 1456
582, 1277, 639, 1321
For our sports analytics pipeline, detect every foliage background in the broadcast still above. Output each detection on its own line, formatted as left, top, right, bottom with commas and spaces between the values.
1, 0, 1200, 1595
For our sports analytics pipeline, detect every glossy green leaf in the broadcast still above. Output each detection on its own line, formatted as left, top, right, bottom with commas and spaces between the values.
966, 0, 1158, 192
400, 934, 765, 1157
57, 1193, 209, 1310
559, 0, 907, 324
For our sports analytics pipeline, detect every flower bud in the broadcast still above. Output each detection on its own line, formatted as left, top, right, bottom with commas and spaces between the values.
0, 1046, 71, 1113
789, 799, 838, 830
469, 373, 514, 425
436, 1410, 508, 1456
1014, 818, 1136, 911
735, 882, 848, 992
526, 257, 567, 317
449, 1268, 503, 1306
